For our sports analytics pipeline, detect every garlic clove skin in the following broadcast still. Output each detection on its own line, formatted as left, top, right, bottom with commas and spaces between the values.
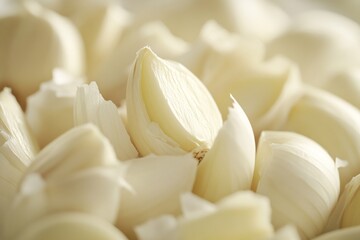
0, 1, 85, 107
3, 167, 122, 239
325, 173, 360, 231
254, 131, 340, 240
74, 82, 138, 161
193, 98, 256, 202
26, 69, 84, 148
322, 68, 360, 110
13, 213, 129, 240
96, 21, 189, 105
126, 47, 222, 156
312, 226, 360, 240
267, 10, 360, 87
116, 154, 197, 239
282, 86, 360, 190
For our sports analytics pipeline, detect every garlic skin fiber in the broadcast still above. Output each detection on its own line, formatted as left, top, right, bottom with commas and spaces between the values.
14, 213, 129, 240
254, 131, 340, 239
26, 69, 84, 148
312, 226, 360, 240
0, 2, 85, 107
282, 86, 360, 190
126, 47, 222, 156
193, 98, 256, 202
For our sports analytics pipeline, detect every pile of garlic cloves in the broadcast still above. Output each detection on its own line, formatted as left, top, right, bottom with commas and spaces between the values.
1, 0, 360, 239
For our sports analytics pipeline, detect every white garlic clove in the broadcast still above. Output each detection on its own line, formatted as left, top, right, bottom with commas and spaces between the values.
137, 191, 274, 240
26, 69, 84, 148
322, 68, 360, 110
282, 86, 360, 190
116, 154, 197, 239
325, 173, 360, 231
178, 20, 265, 80
206, 55, 302, 138
74, 82, 138, 161
193, 98, 255, 202
268, 225, 301, 240
312, 226, 360, 240
254, 131, 340, 239
0, 1, 85, 107
3, 167, 122, 239
0, 88, 39, 226
126, 47, 222, 156
26, 124, 119, 182
267, 10, 360, 87
96, 21, 189, 105
13, 213, 129, 240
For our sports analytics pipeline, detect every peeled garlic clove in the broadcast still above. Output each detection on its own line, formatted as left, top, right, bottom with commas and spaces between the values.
135, 215, 178, 240
3, 167, 122, 238
322, 68, 360, 109
26, 124, 119, 182
69, 2, 130, 78
14, 213, 128, 240
312, 226, 360, 240
325, 174, 360, 230
96, 21, 188, 105
178, 20, 265, 80
283, 86, 360, 190
178, 191, 273, 240
126, 47, 222, 156
267, 10, 360, 87
206, 56, 302, 138
74, 82, 138, 161
0, 1, 85, 107
116, 154, 197, 239
254, 131, 340, 239
193, 98, 255, 202
26, 69, 84, 148
269, 225, 301, 240
0, 88, 39, 225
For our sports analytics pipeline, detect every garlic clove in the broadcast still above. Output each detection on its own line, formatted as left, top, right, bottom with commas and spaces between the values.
96, 20, 189, 105
0, 88, 39, 227
3, 167, 123, 239
267, 10, 360, 87
254, 131, 340, 239
0, 1, 85, 107
178, 20, 265, 80
74, 82, 138, 161
325, 173, 360, 231
268, 225, 301, 240
282, 86, 360, 190
26, 69, 84, 148
25, 124, 120, 182
136, 191, 274, 240
177, 191, 274, 240
206, 55, 302, 138
126, 47, 222, 156
193, 97, 255, 202
13, 212, 129, 240
322, 68, 360, 110
116, 154, 197, 239
312, 226, 360, 240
